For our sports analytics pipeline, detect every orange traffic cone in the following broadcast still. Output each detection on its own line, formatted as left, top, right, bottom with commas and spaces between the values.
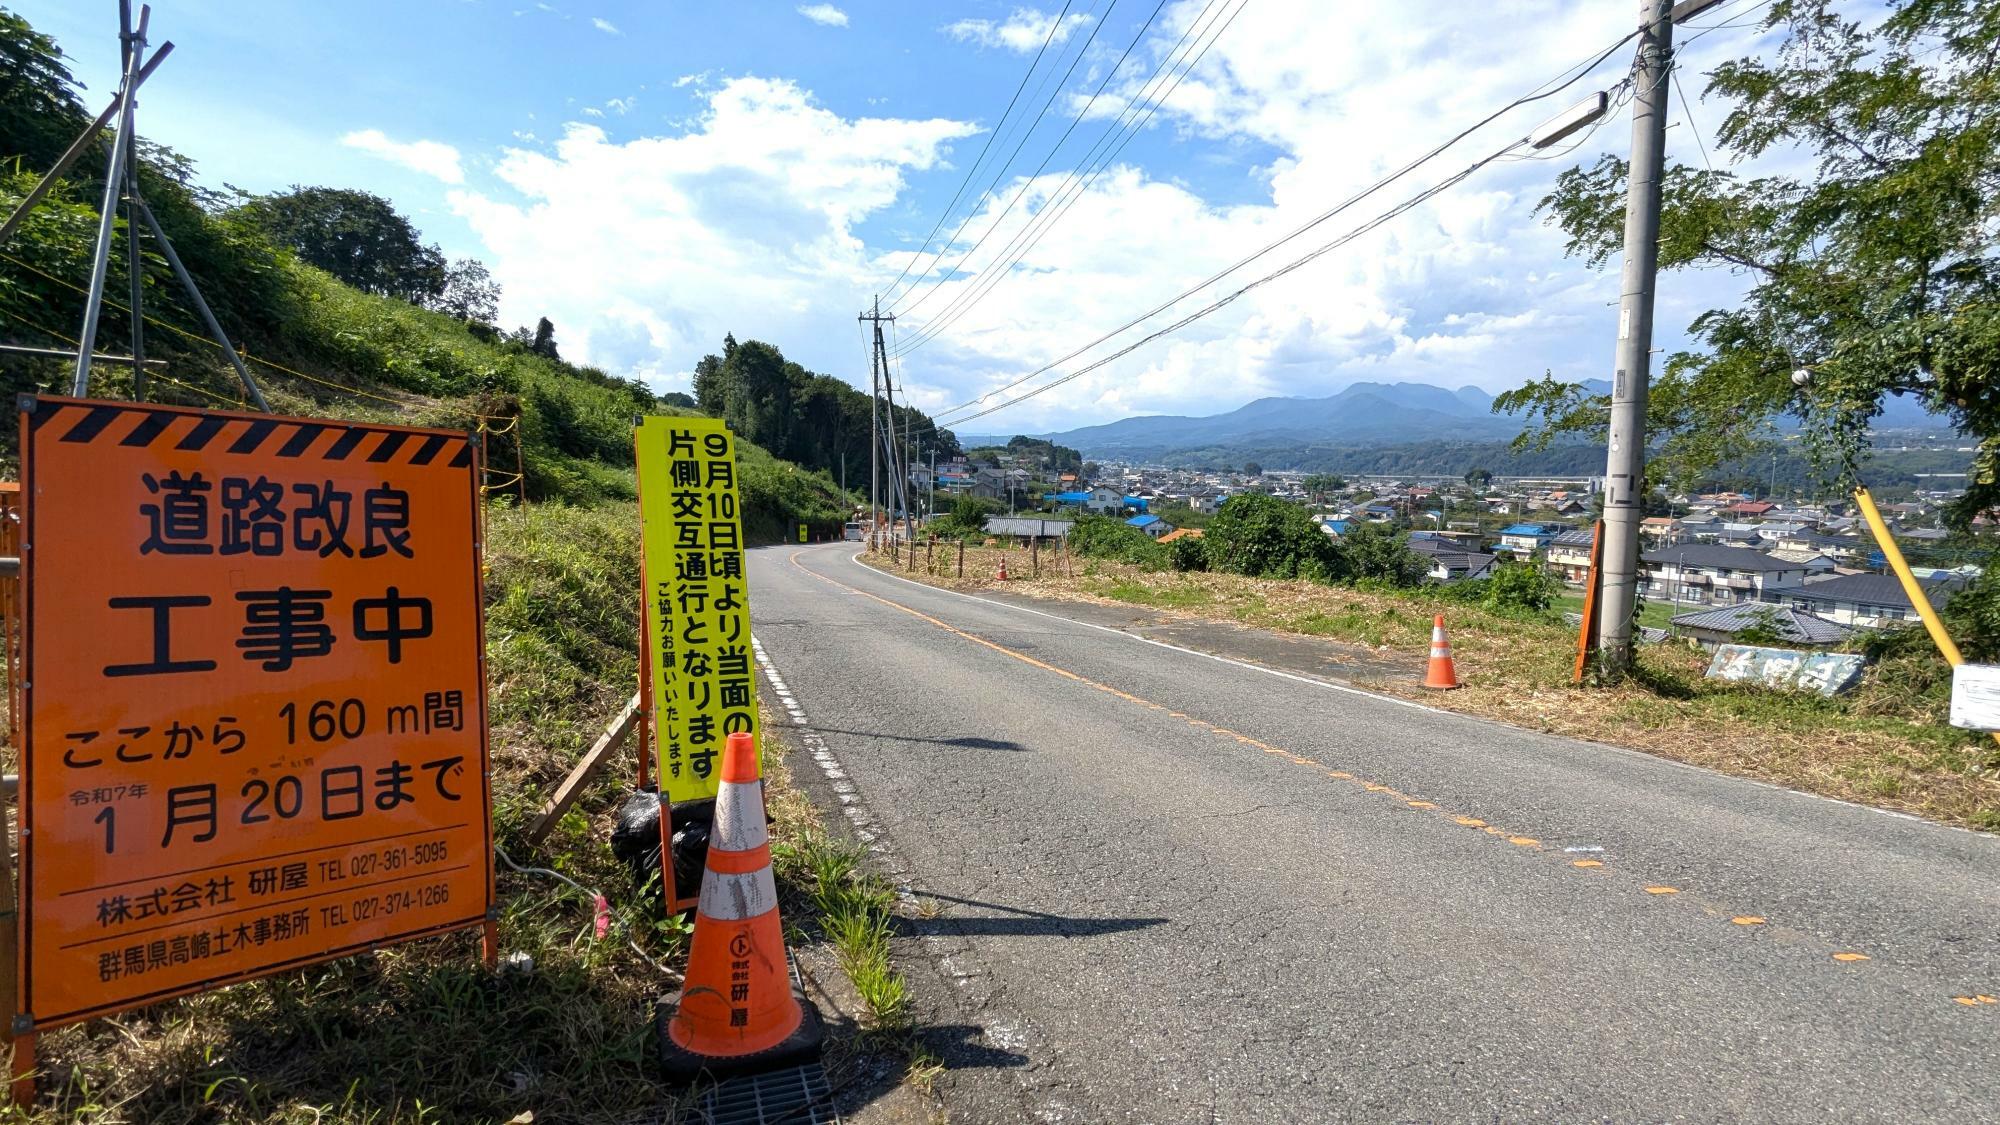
658, 732, 822, 1078
997, 556, 1009, 581
1424, 613, 1460, 690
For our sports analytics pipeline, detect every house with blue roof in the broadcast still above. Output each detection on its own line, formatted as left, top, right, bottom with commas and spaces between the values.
1126, 513, 1173, 539
1497, 523, 1572, 555
1047, 486, 1136, 515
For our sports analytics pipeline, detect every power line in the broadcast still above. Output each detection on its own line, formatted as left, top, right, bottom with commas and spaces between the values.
904, 3, 1693, 360
892, 0, 1247, 358
884, 0, 1122, 313
921, 26, 1643, 423
937, 141, 1524, 429
1672, 69, 1715, 172
875, 0, 1082, 306
892, 0, 1165, 320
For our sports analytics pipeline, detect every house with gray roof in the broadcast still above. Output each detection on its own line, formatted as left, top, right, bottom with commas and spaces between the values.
1641, 545, 1809, 607
1669, 603, 1857, 649
1756, 571, 1961, 629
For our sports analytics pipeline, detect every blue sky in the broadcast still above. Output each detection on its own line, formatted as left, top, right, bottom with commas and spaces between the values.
19, 1, 1785, 435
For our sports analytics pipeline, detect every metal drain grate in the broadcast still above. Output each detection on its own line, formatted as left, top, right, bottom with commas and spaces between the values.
691, 1062, 838, 1125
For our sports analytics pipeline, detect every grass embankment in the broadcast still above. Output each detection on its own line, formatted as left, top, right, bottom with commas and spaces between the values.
6, 504, 905, 1123
868, 542, 2000, 832
1554, 591, 1676, 630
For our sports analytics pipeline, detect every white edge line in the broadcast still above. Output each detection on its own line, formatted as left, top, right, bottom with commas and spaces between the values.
829, 548, 1998, 842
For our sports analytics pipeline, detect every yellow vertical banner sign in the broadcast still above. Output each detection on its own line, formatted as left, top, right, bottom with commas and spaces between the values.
635, 417, 758, 804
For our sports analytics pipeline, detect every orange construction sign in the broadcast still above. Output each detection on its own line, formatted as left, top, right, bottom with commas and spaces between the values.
15, 397, 493, 1031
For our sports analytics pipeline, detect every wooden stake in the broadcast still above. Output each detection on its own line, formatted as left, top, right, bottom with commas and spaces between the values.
524, 694, 642, 846
1573, 520, 1604, 684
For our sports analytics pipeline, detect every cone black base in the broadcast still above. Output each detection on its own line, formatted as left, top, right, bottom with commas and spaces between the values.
655, 987, 825, 1081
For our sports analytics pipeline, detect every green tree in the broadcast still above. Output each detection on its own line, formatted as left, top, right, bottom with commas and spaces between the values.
1204, 493, 1340, 580
718, 339, 796, 456
434, 257, 500, 323
691, 352, 728, 413
1483, 559, 1562, 613
1068, 513, 1168, 568
1500, 0, 2000, 527
1243, 461, 1264, 477
235, 186, 446, 303
1302, 472, 1347, 502
1338, 521, 1426, 586
1464, 467, 1494, 488
0, 11, 85, 172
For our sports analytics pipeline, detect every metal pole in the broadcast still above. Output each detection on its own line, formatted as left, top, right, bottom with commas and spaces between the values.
132, 197, 270, 411
1595, 0, 1675, 673
119, 2, 147, 400
0, 343, 160, 366
124, 117, 147, 398
73, 5, 148, 396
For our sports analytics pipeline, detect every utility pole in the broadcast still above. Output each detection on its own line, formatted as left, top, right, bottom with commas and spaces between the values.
860, 299, 911, 548
1596, 0, 1677, 674
859, 297, 894, 549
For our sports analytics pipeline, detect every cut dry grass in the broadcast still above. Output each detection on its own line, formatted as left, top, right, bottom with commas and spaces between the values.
865, 547, 2000, 833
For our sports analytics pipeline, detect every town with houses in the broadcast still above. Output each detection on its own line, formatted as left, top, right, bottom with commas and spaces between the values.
916, 446, 1985, 652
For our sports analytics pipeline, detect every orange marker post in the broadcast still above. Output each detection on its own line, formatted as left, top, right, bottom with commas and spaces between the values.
1424, 614, 1461, 690
658, 732, 822, 1078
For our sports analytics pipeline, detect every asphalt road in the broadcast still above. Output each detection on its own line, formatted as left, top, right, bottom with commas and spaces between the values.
751, 543, 2000, 1123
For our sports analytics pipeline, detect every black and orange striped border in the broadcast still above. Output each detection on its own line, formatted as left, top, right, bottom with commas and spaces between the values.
18, 395, 475, 469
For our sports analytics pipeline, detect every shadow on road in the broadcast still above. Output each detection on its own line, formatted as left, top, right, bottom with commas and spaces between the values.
806, 724, 1031, 752
815, 1011, 1029, 1121
904, 891, 1168, 939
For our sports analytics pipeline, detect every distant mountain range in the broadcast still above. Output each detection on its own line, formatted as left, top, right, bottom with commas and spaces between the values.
960, 380, 1948, 462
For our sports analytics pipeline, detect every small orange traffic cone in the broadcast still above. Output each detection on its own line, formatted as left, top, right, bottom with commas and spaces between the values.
1423, 613, 1460, 690
997, 556, 1009, 581
658, 732, 822, 1078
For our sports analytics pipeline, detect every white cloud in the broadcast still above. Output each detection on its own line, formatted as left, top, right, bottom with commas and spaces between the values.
796, 4, 848, 27
945, 7, 1092, 52
604, 96, 636, 116
450, 78, 977, 393
339, 129, 465, 184
853, 0, 1779, 432
591, 16, 620, 34
433, 1, 1780, 432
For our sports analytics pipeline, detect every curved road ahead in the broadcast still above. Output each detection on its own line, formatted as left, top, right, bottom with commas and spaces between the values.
751, 543, 1998, 1123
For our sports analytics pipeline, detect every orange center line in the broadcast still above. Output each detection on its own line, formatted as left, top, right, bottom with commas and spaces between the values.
785, 550, 1852, 957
